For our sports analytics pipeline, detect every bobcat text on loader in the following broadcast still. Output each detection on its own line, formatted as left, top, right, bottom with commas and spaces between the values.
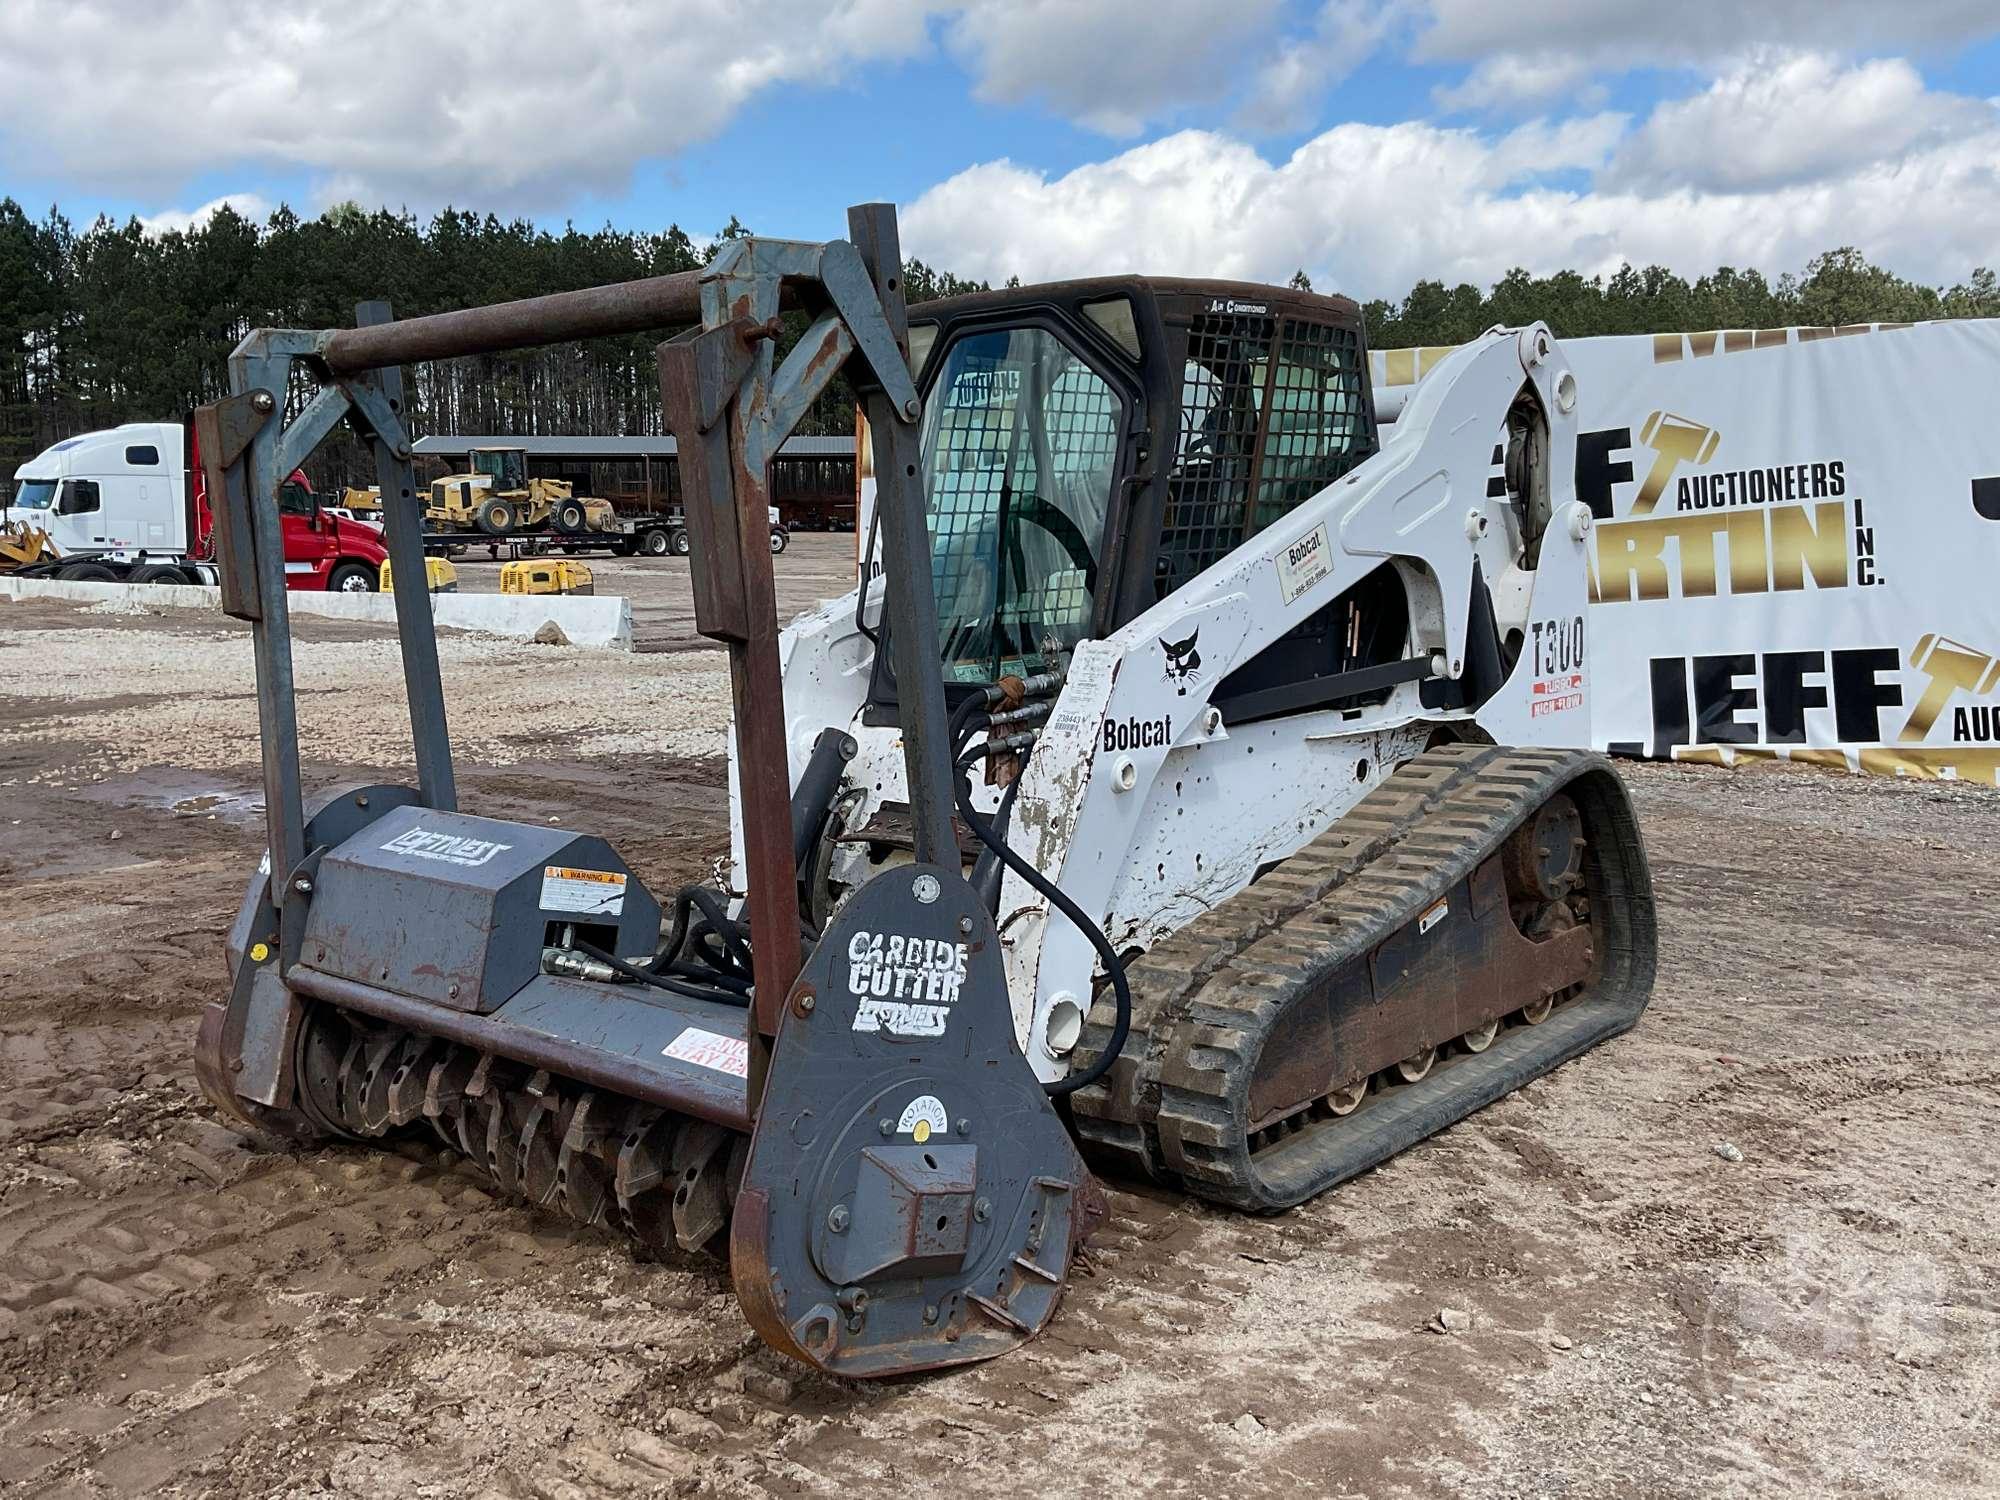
194, 205, 1657, 1382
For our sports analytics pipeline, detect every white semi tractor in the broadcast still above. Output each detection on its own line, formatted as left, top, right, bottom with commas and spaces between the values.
5, 421, 387, 589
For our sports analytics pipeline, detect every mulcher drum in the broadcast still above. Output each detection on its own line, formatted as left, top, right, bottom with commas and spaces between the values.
1068, 742, 1658, 1212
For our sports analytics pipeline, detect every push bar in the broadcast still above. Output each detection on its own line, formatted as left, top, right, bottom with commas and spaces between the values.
322, 270, 732, 374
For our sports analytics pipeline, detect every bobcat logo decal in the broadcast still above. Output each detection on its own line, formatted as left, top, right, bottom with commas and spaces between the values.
1160, 629, 1202, 695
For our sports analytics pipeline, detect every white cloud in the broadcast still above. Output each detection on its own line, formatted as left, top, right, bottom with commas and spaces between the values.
1418, 0, 2000, 69
1420, 0, 2000, 121
905, 114, 1627, 292
137, 193, 271, 236
0, 0, 1307, 202
0, 0, 939, 212
1238, 0, 1405, 134
1607, 53, 1993, 194
1433, 53, 1605, 113
945, 0, 1284, 137
903, 103, 2000, 297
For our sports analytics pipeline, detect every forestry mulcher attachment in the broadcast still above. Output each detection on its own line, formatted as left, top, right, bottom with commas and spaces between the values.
193, 205, 1655, 1381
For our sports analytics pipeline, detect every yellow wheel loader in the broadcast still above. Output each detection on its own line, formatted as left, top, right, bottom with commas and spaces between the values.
423, 446, 609, 537
191, 204, 1655, 1382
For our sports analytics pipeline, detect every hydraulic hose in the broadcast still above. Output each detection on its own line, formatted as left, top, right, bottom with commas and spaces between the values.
950, 743, 1131, 1097
574, 939, 751, 1008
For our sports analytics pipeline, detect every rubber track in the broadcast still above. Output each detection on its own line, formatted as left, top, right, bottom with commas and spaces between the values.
1068, 742, 1657, 1211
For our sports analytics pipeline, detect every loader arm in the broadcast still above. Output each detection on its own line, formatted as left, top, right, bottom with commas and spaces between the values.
975, 324, 1596, 1072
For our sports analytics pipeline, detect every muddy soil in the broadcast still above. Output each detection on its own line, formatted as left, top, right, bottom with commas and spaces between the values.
1, 590, 1996, 1499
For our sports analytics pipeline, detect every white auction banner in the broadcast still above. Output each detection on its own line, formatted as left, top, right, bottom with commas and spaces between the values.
1376, 320, 2000, 785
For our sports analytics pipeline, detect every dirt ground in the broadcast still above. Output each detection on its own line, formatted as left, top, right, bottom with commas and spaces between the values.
443, 533, 864, 654
2, 549, 1996, 1499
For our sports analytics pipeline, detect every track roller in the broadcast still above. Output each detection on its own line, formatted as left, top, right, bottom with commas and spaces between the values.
1069, 743, 1656, 1213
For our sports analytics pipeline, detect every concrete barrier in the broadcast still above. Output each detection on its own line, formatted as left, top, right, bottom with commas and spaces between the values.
0, 576, 633, 650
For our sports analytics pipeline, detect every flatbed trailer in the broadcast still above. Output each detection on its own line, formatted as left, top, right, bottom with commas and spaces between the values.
419, 505, 786, 560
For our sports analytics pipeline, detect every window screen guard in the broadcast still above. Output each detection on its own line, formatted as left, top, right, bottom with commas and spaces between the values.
1158, 311, 1373, 599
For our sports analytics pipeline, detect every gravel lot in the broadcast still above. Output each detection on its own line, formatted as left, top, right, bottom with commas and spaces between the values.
2, 539, 1996, 1498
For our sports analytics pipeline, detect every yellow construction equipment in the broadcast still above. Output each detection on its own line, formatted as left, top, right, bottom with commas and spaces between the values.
379, 555, 459, 593
0, 519, 54, 573
425, 446, 619, 537
500, 558, 594, 595
340, 486, 386, 521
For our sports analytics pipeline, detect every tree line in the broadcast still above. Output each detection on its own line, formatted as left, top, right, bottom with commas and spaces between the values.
2, 197, 1994, 486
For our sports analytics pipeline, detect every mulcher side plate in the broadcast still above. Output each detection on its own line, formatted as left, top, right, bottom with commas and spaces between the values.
196, 782, 422, 1137
731, 863, 1107, 1377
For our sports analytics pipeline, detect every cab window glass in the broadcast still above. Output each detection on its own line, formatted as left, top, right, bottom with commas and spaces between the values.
921, 326, 1123, 681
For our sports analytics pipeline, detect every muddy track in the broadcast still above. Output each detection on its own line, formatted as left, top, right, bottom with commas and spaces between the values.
3, 630, 1998, 1497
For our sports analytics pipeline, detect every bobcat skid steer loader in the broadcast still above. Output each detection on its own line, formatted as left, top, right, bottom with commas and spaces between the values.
192, 205, 1653, 1383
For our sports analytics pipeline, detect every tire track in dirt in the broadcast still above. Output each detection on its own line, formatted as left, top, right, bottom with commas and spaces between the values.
4, 693, 2000, 1496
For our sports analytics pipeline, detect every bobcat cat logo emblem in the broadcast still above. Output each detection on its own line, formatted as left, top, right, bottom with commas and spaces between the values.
1160, 629, 1202, 694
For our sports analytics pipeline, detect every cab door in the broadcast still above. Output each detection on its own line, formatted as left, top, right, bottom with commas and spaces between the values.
278, 478, 335, 588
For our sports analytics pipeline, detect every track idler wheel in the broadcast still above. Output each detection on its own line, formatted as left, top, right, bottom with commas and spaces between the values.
1460, 1018, 1500, 1054
1327, 1079, 1368, 1116
1502, 792, 1585, 904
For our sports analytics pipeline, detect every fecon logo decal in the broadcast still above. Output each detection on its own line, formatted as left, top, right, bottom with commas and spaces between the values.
380, 827, 513, 867
1576, 411, 1873, 604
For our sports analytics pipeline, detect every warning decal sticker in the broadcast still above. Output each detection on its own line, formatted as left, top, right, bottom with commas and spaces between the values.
662, 1026, 749, 1078
540, 864, 628, 916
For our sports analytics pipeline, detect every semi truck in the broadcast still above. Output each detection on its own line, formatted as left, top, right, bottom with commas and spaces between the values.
4, 421, 389, 591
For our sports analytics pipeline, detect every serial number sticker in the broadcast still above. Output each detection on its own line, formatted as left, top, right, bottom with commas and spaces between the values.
540, 864, 628, 915
1275, 522, 1332, 605
1418, 899, 1449, 934
662, 1026, 749, 1078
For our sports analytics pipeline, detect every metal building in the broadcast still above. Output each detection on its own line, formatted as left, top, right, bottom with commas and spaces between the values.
411, 434, 857, 530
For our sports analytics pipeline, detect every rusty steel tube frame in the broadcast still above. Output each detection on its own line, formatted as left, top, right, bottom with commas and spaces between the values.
321, 270, 717, 374
653, 208, 935, 1109
210, 207, 930, 1135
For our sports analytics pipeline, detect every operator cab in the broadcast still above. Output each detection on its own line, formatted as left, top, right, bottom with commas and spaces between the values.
467, 447, 529, 488
867, 278, 1390, 716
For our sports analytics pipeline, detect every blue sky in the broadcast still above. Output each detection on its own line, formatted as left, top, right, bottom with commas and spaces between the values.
3, 2, 1998, 298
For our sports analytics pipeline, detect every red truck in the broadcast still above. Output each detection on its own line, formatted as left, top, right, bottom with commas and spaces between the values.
187, 423, 389, 591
